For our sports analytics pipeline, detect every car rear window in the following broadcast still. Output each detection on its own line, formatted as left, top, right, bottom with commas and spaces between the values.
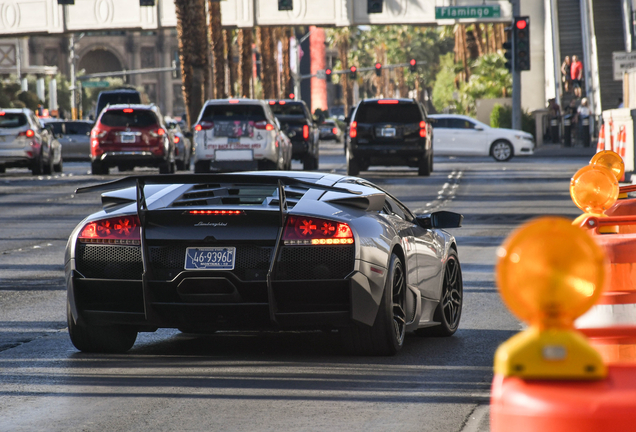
200, 105, 266, 122
100, 110, 158, 128
65, 122, 92, 135
0, 113, 28, 128
355, 103, 422, 124
269, 103, 305, 116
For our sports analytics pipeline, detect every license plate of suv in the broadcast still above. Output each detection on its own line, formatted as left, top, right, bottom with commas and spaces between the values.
120, 133, 136, 143
184, 247, 236, 270
381, 128, 396, 137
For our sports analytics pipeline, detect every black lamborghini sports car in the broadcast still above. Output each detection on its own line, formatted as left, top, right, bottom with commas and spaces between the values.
66, 172, 463, 355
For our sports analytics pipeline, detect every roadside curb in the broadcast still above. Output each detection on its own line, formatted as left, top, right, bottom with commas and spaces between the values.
460, 405, 490, 432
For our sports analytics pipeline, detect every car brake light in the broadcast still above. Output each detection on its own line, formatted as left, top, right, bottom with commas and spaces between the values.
279, 101, 286, 105
269, 101, 276, 105
91, 129, 107, 138
123, 108, 134, 113
350, 121, 357, 138
195, 121, 214, 132
150, 128, 166, 138
19, 129, 35, 138
174, 136, 180, 144
78, 215, 141, 245
378, 100, 399, 104
255, 121, 274, 131
420, 121, 427, 138
303, 125, 309, 140
0, 112, 5, 116
189, 210, 243, 215
283, 215, 354, 246
229, 99, 239, 104
332, 127, 338, 135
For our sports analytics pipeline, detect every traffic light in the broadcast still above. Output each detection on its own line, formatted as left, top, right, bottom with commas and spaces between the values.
514, 16, 530, 71
375, 63, 382, 77
503, 26, 513, 72
350, 66, 357, 79
325, 68, 332, 83
409, 59, 417, 73
278, 0, 293, 11
368, 0, 383, 13
139, 0, 155, 5
57, 0, 74, 4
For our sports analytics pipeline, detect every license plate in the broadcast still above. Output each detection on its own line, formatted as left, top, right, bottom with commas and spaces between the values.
228, 137, 240, 144
216, 150, 253, 161
382, 128, 396, 137
184, 247, 236, 270
120, 134, 136, 143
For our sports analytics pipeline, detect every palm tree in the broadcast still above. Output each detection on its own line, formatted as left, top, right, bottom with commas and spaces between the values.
282, 27, 292, 98
224, 29, 237, 97
257, 27, 275, 99
237, 28, 253, 98
174, 0, 207, 129
208, 0, 225, 99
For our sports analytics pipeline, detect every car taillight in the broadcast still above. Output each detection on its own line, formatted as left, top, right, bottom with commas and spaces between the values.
174, 136, 181, 144
78, 215, 141, 245
189, 210, 243, 215
283, 215, 354, 246
255, 121, 274, 131
195, 121, 214, 132
419, 121, 426, 138
149, 128, 166, 138
350, 121, 357, 138
123, 108, 134, 113
19, 129, 35, 138
332, 127, 338, 135
378, 100, 399, 104
303, 125, 309, 140
91, 129, 107, 138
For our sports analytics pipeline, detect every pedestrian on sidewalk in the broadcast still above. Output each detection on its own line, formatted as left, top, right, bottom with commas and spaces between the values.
548, 98, 561, 143
561, 56, 572, 93
571, 55, 584, 98
576, 98, 591, 147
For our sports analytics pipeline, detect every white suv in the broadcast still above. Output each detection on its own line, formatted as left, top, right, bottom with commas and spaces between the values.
192, 99, 291, 173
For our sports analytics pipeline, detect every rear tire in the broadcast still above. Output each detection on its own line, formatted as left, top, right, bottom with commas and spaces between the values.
346, 148, 360, 176
43, 151, 54, 175
0, 165, 5, 174
418, 153, 431, 176
67, 300, 137, 353
175, 160, 185, 171
414, 250, 463, 337
194, 160, 210, 173
303, 153, 318, 170
341, 253, 406, 356
91, 160, 108, 175
54, 156, 63, 173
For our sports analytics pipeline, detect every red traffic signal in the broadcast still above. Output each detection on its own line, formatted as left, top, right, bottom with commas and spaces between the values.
325, 68, 332, 82
289, 93, 295, 99
409, 59, 417, 72
516, 19, 527, 30
350, 66, 357, 78
375, 62, 382, 77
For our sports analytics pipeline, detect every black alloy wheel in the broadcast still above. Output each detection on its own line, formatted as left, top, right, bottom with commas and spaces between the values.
341, 253, 406, 355
418, 153, 431, 176
43, 149, 54, 175
415, 249, 463, 337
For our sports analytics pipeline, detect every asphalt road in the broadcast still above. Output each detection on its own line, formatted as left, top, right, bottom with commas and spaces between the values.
0, 142, 590, 432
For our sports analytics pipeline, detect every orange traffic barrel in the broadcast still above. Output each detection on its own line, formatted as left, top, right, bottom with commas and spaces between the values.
490, 365, 636, 432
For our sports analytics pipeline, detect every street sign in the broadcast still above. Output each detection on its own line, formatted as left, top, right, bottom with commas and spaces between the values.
612, 51, 636, 81
435, 5, 501, 20
81, 81, 111, 88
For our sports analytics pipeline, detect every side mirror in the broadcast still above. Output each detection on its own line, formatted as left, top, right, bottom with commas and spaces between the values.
416, 211, 463, 229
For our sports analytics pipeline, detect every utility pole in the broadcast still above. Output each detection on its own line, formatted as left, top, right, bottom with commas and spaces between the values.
511, 0, 521, 130
293, 29, 315, 101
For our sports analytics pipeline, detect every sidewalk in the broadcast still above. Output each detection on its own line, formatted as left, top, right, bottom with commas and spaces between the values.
533, 142, 596, 158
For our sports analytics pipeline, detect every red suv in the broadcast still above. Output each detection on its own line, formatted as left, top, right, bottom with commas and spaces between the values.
90, 104, 175, 175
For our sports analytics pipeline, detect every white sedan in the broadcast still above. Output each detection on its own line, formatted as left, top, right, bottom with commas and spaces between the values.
429, 114, 534, 161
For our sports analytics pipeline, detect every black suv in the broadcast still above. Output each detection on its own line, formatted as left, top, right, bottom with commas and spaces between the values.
346, 98, 433, 176
268, 100, 319, 170
94, 88, 142, 120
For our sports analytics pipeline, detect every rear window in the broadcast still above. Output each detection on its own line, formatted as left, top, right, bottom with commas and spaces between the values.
0, 113, 27, 128
48, 122, 64, 135
96, 92, 141, 116
200, 105, 266, 122
65, 122, 92, 135
100, 110, 158, 128
355, 103, 422, 124
269, 103, 305, 116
